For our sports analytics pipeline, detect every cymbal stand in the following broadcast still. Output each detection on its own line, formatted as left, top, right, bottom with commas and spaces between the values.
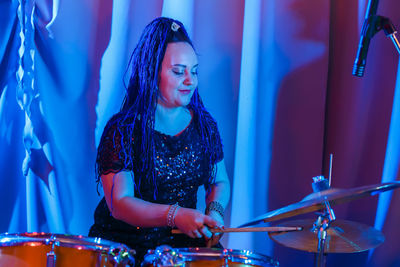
312, 201, 336, 267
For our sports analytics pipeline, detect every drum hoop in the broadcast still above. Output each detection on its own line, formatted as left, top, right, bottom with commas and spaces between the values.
0, 233, 130, 252
147, 247, 279, 266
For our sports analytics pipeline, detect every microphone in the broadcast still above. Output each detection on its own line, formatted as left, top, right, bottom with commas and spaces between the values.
352, 0, 380, 77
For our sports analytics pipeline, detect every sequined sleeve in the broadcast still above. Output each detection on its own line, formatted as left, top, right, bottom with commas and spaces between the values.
96, 118, 133, 177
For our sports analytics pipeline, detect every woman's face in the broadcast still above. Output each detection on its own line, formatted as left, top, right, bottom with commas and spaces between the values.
158, 42, 198, 108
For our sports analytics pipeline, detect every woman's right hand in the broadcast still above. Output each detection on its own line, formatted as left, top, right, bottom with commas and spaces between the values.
174, 207, 219, 239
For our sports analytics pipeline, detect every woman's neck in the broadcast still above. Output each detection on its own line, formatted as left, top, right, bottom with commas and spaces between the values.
154, 105, 192, 136
156, 104, 186, 119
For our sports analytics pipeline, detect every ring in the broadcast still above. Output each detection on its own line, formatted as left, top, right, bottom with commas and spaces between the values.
193, 230, 201, 238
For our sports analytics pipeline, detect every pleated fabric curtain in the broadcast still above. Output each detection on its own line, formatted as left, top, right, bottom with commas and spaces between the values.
0, 0, 399, 266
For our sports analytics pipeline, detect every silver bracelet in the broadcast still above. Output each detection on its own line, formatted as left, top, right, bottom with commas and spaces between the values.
167, 203, 179, 228
205, 201, 224, 219
172, 205, 180, 227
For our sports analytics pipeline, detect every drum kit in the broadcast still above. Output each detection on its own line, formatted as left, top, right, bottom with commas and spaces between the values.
1, 178, 399, 266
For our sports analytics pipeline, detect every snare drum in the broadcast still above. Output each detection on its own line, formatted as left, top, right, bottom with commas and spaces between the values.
0, 232, 135, 267
142, 246, 278, 267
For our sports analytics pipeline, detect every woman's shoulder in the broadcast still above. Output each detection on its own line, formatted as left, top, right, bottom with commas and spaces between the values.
191, 108, 224, 162
105, 111, 136, 129
193, 108, 218, 130
100, 111, 137, 141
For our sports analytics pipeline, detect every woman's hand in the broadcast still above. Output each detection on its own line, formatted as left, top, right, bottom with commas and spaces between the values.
205, 210, 224, 247
174, 207, 218, 239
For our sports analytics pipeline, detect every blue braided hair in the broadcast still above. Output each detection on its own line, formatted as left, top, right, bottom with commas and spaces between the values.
96, 17, 221, 198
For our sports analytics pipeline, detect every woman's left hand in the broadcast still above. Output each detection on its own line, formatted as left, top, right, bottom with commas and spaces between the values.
202, 210, 224, 247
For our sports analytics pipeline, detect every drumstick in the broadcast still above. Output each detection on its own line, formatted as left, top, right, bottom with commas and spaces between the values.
172, 226, 302, 234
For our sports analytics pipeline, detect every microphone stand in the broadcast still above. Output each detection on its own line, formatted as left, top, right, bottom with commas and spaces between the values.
353, 15, 400, 77
379, 16, 400, 54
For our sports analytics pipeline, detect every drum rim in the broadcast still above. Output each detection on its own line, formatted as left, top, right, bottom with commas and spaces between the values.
145, 247, 279, 266
0, 232, 130, 252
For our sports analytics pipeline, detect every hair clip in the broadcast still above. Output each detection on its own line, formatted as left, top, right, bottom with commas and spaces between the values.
171, 21, 180, 32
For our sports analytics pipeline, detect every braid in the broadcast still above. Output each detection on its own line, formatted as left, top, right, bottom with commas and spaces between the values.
189, 90, 220, 188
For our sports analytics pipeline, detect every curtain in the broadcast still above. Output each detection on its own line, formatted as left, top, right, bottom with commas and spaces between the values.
1, 0, 399, 266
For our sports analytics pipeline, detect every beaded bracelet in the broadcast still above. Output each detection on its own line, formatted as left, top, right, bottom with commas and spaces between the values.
172, 205, 180, 226
167, 203, 180, 228
205, 201, 224, 219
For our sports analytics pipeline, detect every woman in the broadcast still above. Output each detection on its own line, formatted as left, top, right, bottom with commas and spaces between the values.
89, 17, 230, 264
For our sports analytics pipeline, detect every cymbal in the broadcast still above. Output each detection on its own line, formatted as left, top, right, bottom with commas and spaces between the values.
240, 182, 400, 227
268, 219, 385, 253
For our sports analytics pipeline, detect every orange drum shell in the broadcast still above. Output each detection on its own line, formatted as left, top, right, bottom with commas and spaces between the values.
0, 244, 114, 267
0, 233, 134, 267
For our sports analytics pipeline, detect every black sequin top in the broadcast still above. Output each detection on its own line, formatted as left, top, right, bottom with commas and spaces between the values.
88, 110, 223, 263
